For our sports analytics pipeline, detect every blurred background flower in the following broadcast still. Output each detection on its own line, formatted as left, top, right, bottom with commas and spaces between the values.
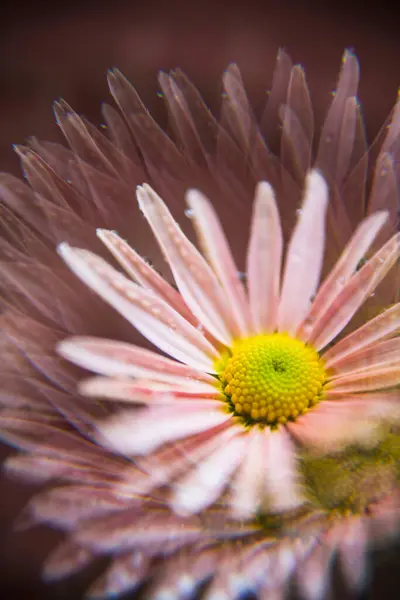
0, 1, 399, 598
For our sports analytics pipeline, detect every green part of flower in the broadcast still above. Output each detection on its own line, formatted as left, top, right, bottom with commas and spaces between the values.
301, 431, 400, 514
215, 333, 326, 427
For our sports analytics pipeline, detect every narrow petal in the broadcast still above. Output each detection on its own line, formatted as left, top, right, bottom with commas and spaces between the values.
79, 376, 218, 402
264, 428, 304, 511
58, 336, 215, 384
121, 422, 239, 496
247, 181, 282, 333
87, 552, 151, 599
230, 428, 267, 519
278, 170, 329, 334
327, 338, 400, 377
137, 184, 236, 344
308, 233, 400, 351
97, 228, 196, 322
287, 396, 399, 453
96, 402, 231, 455
58, 243, 218, 371
170, 429, 246, 515
43, 541, 93, 581
327, 366, 400, 393
75, 507, 208, 553
186, 188, 250, 336
339, 519, 368, 591
322, 302, 400, 368
296, 541, 334, 600
298, 210, 388, 340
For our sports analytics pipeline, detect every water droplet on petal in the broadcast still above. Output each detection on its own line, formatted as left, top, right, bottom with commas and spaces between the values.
184, 208, 195, 218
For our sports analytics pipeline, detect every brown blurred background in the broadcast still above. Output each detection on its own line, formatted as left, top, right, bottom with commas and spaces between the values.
0, 1, 399, 598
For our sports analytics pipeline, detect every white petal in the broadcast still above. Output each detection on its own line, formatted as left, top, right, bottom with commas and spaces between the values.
171, 430, 246, 515
230, 428, 267, 519
97, 228, 195, 322
186, 188, 251, 337
79, 376, 218, 402
247, 181, 282, 333
298, 210, 388, 340
137, 184, 236, 344
97, 402, 231, 455
322, 302, 400, 368
58, 243, 218, 371
264, 428, 304, 511
308, 232, 400, 351
278, 170, 329, 334
57, 336, 215, 384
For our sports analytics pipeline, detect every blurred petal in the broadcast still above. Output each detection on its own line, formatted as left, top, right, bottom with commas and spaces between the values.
230, 428, 267, 519
264, 428, 305, 511
96, 402, 231, 455
171, 431, 246, 515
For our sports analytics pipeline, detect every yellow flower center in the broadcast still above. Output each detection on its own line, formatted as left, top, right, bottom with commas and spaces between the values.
217, 334, 326, 427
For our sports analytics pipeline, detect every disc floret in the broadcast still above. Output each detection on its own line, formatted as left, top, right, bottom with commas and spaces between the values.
217, 334, 326, 427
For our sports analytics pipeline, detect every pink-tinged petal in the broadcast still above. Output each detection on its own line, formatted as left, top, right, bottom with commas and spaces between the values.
327, 338, 400, 377
298, 210, 388, 340
26, 485, 133, 528
96, 228, 196, 323
137, 184, 235, 344
339, 518, 368, 591
74, 508, 208, 553
43, 541, 93, 581
307, 232, 400, 351
58, 336, 215, 384
278, 170, 329, 334
148, 546, 217, 600
296, 540, 334, 600
327, 365, 400, 393
118, 422, 238, 496
79, 376, 219, 402
287, 396, 400, 453
186, 188, 250, 337
57, 243, 218, 371
86, 552, 151, 599
96, 402, 231, 455
246, 181, 283, 333
170, 428, 246, 515
322, 302, 400, 368
230, 428, 267, 519
264, 428, 305, 511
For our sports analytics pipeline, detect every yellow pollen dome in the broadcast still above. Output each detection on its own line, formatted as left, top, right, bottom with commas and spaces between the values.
218, 334, 326, 426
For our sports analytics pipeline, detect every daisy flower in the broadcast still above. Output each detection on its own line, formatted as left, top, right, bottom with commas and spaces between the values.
0, 48, 399, 597
57, 166, 400, 518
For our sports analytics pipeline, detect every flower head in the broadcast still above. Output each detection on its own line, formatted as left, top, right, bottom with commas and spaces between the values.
0, 49, 399, 598
56, 165, 399, 518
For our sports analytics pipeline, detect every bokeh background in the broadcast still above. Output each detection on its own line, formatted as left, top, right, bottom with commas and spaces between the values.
1, 1, 399, 598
